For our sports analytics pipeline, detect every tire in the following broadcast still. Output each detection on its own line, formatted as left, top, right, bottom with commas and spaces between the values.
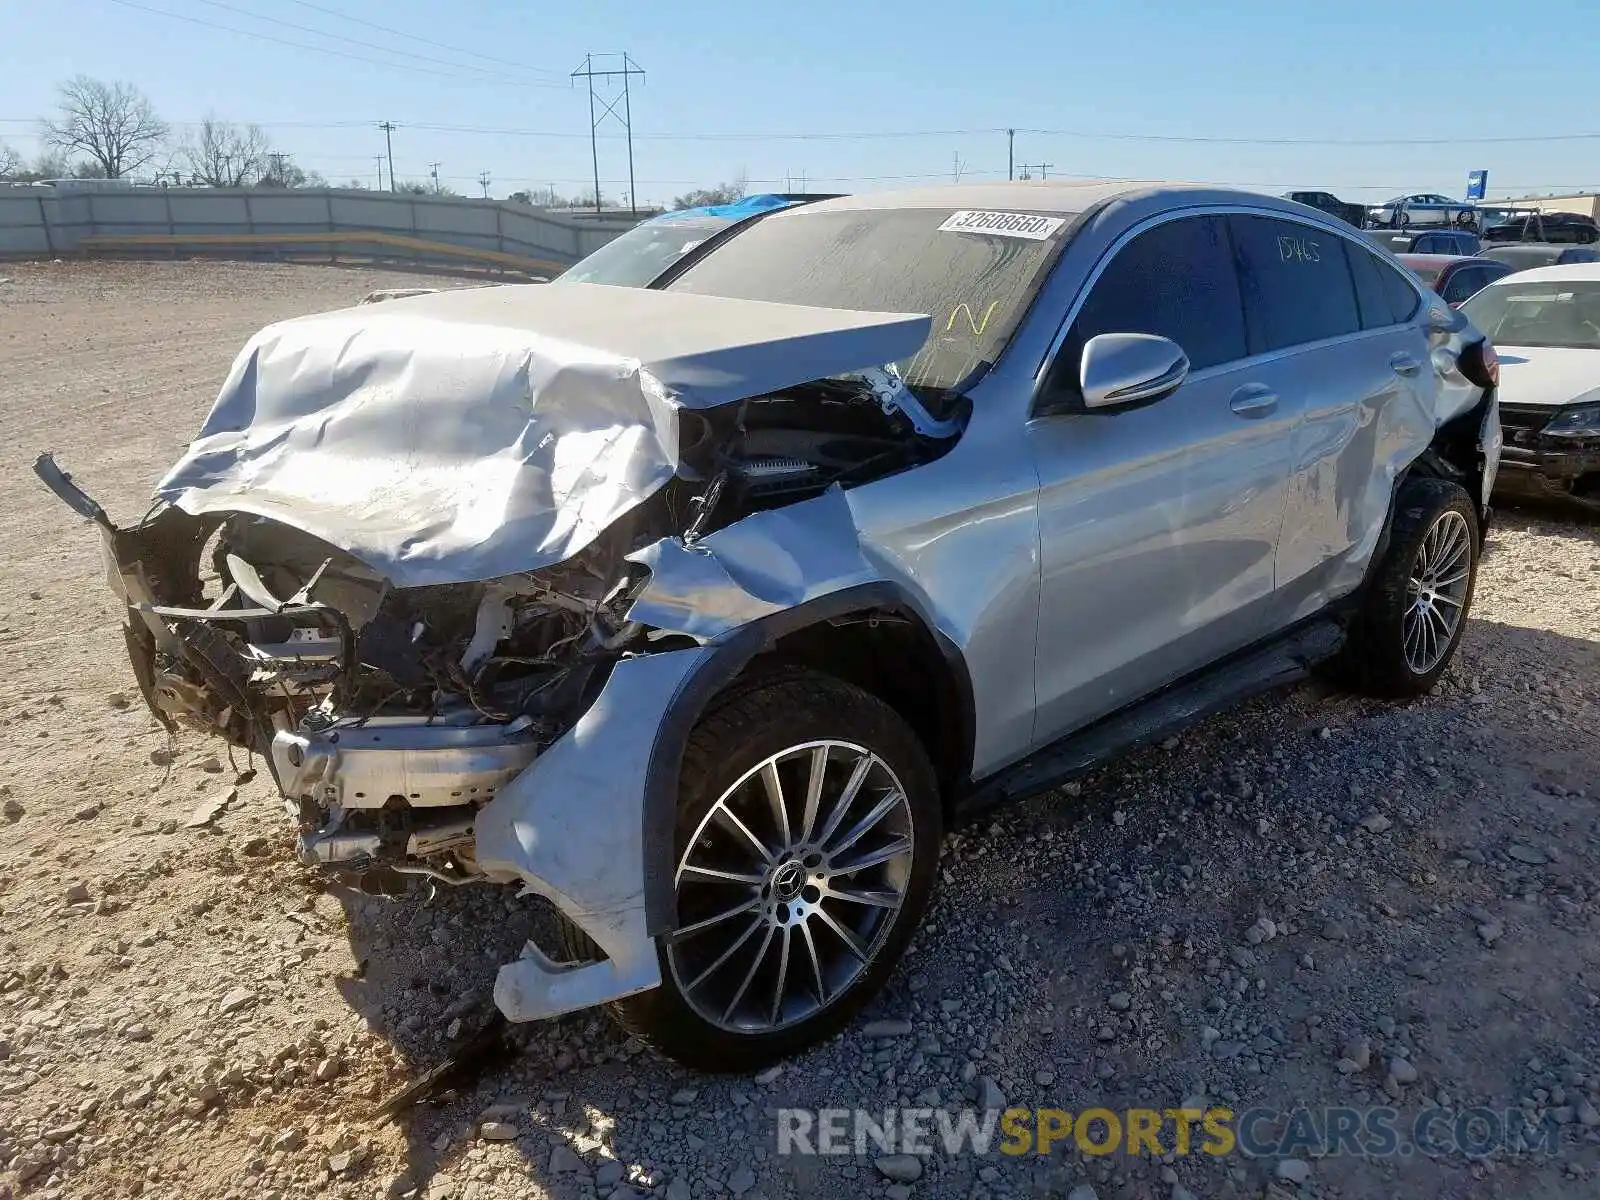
1336, 477, 1479, 698
601, 669, 942, 1071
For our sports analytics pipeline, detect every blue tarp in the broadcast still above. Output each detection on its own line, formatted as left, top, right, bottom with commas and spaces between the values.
648, 194, 801, 224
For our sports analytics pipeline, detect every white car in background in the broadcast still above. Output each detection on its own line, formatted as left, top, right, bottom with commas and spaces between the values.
1459, 264, 1600, 510
1369, 194, 1480, 230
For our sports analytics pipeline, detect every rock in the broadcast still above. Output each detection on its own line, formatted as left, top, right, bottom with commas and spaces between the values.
1108, 991, 1133, 1012
549, 1145, 586, 1174
1035, 1069, 1056, 1086
862, 1019, 914, 1038
1245, 917, 1277, 944
1507, 844, 1549, 865
478, 1121, 517, 1142
314, 1056, 343, 1082
218, 987, 255, 1014
670, 1087, 699, 1104
1320, 920, 1349, 941
121, 1081, 155, 1109
41, 1120, 84, 1142
1276, 1158, 1312, 1183
666, 1181, 693, 1200
272, 1127, 303, 1152
728, 1164, 757, 1194
385, 1172, 418, 1198
328, 1149, 363, 1175
186, 788, 236, 828
107, 692, 130, 708
1477, 920, 1504, 946
754, 1064, 783, 1084
149, 746, 174, 766
875, 1154, 924, 1183
1577, 1101, 1600, 1128
1388, 1057, 1419, 1085
595, 1161, 624, 1188
1067, 1187, 1101, 1200
887, 1187, 914, 1200
1358, 813, 1393, 833
198, 754, 224, 772
65, 881, 91, 904
121, 1023, 152, 1042
1341, 1037, 1372, 1070
2, 795, 22, 821
978, 1075, 1006, 1111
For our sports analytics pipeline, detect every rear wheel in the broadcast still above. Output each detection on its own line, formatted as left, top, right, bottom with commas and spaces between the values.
1336, 477, 1479, 697
604, 669, 941, 1070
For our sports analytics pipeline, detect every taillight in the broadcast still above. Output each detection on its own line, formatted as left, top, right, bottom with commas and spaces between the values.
1459, 339, 1499, 388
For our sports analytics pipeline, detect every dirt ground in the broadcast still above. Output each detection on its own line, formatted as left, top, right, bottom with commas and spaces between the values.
0, 260, 1597, 1200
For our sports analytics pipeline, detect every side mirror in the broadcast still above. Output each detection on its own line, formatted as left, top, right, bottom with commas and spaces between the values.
1079, 333, 1190, 412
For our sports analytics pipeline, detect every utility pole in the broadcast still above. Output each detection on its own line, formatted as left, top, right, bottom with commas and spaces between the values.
266, 152, 289, 186
374, 155, 385, 190
478, 170, 491, 198
378, 121, 397, 192
429, 162, 442, 194
1007, 128, 1015, 181
952, 151, 964, 183
1018, 161, 1054, 181
572, 52, 645, 216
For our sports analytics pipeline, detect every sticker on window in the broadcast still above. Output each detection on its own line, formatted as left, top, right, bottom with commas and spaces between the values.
938, 210, 1065, 240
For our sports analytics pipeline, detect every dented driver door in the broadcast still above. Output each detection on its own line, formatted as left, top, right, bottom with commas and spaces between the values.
1026, 214, 1300, 745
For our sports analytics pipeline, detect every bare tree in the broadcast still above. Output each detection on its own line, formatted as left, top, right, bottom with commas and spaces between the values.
41, 76, 168, 179
670, 177, 749, 210
179, 116, 270, 187
0, 141, 21, 180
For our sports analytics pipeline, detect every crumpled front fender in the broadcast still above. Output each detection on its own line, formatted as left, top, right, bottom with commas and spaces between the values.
472, 640, 756, 1021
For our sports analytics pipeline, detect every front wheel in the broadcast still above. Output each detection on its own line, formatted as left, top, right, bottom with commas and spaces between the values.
1336, 477, 1479, 697
607, 669, 942, 1070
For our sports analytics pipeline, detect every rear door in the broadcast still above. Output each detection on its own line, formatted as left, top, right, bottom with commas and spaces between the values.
1027, 214, 1299, 741
1244, 220, 1438, 626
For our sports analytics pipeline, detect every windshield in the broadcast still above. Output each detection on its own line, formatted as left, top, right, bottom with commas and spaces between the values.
1460, 280, 1600, 349
665, 207, 1073, 391
560, 216, 731, 287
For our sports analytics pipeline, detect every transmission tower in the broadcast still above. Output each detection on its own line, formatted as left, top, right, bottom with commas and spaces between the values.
571, 52, 645, 216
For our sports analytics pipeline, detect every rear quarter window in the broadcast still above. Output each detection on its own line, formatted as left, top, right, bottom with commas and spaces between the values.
1347, 245, 1422, 328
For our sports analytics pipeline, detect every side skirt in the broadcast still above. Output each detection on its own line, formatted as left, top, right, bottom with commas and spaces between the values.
956, 617, 1346, 820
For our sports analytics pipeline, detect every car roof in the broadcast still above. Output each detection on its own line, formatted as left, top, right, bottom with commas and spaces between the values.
1480, 262, 1600, 285
790, 179, 1328, 220
1398, 253, 1478, 266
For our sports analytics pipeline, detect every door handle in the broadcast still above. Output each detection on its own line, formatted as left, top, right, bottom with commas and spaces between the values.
1228, 385, 1278, 418
1390, 352, 1421, 376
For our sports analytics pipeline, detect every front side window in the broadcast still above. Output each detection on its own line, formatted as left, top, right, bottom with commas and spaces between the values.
1230, 215, 1360, 352
1062, 214, 1247, 376
1460, 280, 1600, 349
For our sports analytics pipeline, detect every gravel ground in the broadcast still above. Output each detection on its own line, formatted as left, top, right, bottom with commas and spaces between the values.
1, 260, 1598, 1200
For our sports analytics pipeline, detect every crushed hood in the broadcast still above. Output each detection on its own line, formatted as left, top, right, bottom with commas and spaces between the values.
1493, 345, 1600, 410
155, 283, 929, 587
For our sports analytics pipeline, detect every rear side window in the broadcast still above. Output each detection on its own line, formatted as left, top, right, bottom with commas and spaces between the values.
1230, 215, 1360, 352
1067, 214, 1247, 372
1441, 266, 1486, 305
1347, 245, 1422, 328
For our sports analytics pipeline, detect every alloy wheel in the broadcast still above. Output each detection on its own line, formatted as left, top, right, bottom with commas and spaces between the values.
1403, 509, 1472, 674
666, 740, 915, 1034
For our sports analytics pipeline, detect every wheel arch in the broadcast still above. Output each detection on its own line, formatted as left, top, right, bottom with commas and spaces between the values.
639, 583, 975, 936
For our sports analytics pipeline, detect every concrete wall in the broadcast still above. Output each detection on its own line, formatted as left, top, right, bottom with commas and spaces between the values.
0, 185, 642, 270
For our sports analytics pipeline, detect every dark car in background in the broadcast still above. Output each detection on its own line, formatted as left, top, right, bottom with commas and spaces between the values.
1368, 229, 1481, 256
1482, 211, 1599, 245
1284, 190, 1367, 227
1478, 243, 1600, 272
1397, 253, 1513, 306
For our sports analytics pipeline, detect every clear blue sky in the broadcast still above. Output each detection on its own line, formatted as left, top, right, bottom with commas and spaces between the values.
3, 0, 1599, 207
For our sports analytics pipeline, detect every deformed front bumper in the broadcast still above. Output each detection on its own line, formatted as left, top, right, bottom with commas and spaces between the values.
1495, 407, 1600, 510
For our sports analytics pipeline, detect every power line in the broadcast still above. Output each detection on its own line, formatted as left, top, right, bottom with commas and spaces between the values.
277, 0, 569, 79
182, 0, 562, 85
99, 0, 568, 86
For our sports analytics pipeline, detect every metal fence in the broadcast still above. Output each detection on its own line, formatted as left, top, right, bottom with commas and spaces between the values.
0, 186, 643, 275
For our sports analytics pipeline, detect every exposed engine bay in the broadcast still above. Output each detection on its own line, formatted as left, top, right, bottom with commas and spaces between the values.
48, 372, 959, 888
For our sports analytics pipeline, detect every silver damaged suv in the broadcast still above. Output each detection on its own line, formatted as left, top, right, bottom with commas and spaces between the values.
37, 182, 1502, 1069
